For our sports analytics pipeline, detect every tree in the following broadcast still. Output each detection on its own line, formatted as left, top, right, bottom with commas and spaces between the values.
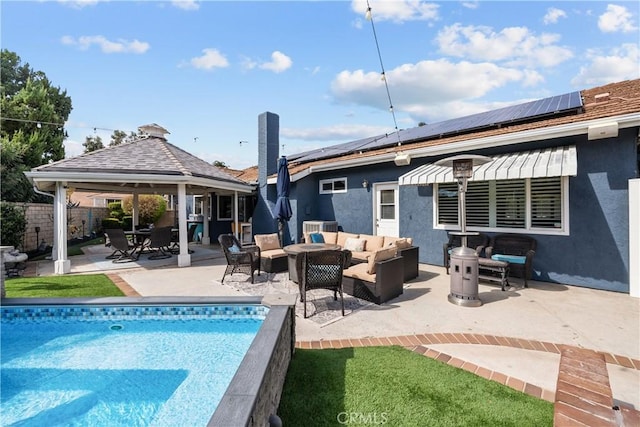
0, 202, 27, 249
0, 49, 72, 202
213, 160, 228, 168
83, 135, 104, 153
122, 195, 167, 226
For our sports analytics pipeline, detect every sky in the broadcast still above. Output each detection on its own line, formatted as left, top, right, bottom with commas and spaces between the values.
2, 0, 638, 170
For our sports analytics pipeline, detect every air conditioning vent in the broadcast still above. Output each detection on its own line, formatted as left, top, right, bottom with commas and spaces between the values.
302, 221, 338, 234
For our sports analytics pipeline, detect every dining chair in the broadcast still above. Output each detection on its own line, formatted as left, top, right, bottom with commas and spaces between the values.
104, 229, 139, 263
295, 249, 348, 318
142, 226, 173, 260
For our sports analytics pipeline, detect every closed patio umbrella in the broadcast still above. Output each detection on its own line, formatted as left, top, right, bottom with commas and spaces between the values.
274, 156, 292, 246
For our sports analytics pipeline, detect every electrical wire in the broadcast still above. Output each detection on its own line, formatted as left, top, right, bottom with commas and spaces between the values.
366, 0, 402, 146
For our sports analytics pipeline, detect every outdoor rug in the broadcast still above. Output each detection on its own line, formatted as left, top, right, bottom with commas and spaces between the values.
218, 272, 373, 327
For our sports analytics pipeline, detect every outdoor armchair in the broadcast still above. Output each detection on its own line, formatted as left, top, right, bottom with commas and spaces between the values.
295, 249, 348, 318
218, 234, 261, 283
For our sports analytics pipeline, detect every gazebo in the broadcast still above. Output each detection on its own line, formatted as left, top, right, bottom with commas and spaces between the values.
24, 124, 254, 274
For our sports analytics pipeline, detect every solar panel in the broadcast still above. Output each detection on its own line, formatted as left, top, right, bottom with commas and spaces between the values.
290, 91, 582, 164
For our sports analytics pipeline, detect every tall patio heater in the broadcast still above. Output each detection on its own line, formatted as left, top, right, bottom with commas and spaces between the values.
435, 155, 492, 307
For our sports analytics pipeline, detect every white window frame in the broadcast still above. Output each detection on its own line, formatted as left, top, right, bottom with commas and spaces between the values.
319, 178, 348, 194
433, 176, 570, 236
217, 195, 233, 221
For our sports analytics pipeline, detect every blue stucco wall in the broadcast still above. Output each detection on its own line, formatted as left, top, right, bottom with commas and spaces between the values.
280, 129, 637, 292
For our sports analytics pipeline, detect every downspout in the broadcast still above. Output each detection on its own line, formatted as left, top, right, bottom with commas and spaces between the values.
33, 186, 56, 260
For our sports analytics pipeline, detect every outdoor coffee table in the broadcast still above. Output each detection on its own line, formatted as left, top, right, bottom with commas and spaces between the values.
478, 257, 510, 291
283, 243, 341, 283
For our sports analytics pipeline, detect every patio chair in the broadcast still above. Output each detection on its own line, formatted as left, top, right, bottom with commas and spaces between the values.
218, 234, 261, 283
484, 233, 537, 287
443, 232, 490, 274
104, 228, 139, 263
141, 226, 173, 260
170, 223, 197, 254
295, 249, 348, 318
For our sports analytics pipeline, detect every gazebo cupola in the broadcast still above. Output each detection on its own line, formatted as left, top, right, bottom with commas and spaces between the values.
138, 123, 170, 140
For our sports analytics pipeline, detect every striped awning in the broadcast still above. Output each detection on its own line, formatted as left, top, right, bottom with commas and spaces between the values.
399, 146, 577, 185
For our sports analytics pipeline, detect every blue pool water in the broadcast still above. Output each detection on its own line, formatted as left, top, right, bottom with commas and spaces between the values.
1, 304, 268, 426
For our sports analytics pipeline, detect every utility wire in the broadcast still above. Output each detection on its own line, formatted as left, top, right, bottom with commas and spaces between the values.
366, 0, 402, 146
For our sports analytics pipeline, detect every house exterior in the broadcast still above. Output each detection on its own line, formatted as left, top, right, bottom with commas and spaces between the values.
243, 79, 639, 294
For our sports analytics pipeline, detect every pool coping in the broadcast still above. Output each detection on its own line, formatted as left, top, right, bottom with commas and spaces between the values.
1, 296, 295, 427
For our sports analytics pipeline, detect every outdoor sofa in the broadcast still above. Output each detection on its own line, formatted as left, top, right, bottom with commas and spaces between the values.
341, 246, 404, 304
304, 230, 419, 282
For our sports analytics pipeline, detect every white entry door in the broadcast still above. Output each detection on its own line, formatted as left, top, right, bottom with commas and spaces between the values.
374, 182, 399, 237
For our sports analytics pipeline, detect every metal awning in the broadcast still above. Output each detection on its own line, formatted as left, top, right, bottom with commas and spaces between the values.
399, 146, 577, 185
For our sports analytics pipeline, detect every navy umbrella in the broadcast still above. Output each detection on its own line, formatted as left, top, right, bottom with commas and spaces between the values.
274, 156, 292, 245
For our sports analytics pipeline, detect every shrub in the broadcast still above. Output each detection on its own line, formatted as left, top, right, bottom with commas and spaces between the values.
122, 195, 167, 226
0, 202, 27, 248
122, 216, 132, 230
101, 218, 121, 229
107, 201, 124, 220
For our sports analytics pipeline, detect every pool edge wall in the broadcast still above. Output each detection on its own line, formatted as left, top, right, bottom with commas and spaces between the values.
1, 296, 296, 427
208, 301, 295, 427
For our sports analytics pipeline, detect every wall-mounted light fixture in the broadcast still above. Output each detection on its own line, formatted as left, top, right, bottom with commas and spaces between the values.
394, 152, 411, 166
362, 179, 369, 188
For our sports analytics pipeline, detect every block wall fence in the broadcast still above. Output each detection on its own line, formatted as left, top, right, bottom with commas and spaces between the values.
16, 204, 109, 252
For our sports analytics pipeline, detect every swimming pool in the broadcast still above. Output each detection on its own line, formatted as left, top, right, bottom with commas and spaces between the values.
1, 297, 295, 426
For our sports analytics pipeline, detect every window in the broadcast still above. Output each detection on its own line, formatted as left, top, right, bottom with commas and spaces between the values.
379, 189, 396, 220
217, 195, 233, 221
436, 176, 567, 234
216, 195, 252, 221
319, 178, 347, 194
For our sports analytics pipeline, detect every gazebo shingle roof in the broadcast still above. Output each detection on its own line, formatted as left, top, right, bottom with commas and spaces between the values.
35, 136, 244, 184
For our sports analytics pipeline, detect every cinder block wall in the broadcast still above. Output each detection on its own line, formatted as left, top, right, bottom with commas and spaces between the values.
19, 203, 109, 251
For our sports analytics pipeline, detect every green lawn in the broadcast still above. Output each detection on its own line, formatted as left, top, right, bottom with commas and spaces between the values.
278, 346, 553, 427
4, 274, 124, 297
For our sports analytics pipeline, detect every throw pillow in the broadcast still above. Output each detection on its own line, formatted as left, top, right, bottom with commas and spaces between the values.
394, 238, 412, 249
310, 233, 325, 243
367, 246, 398, 274
254, 233, 281, 251
228, 244, 240, 253
344, 237, 366, 252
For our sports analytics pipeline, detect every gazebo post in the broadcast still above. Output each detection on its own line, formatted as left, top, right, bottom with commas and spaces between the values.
54, 181, 70, 274
177, 183, 191, 267
132, 193, 139, 231
201, 192, 211, 245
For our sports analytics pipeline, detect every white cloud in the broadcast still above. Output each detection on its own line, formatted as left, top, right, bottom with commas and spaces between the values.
571, 43, 640, 86
330, 58, 531, 122
189, 48, 229, 70
282, 123, 391, 142
57, 0, 101, 9
351, 0, 439, 23
543, 7, 567, 25
259, 51, 292, 73
61, 35, 149, 54
436, 24, 573, 68
598, 4, 637, 33
461, 2, 479, 10
171, 0, 199, 11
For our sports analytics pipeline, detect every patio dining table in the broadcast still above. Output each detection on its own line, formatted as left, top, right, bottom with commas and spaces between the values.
283, 243, 341, 283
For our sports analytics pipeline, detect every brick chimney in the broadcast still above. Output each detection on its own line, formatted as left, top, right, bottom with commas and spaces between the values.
253, 112, 280, 234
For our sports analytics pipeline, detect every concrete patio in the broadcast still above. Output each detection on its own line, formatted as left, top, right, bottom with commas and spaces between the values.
28, 244, 640, 419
